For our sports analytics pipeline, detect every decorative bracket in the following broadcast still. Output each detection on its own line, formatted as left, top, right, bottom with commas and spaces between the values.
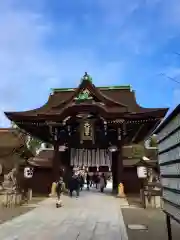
74, 89, 93, 101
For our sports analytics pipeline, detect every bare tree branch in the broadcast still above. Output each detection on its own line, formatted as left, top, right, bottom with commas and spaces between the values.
159, 73, 180, 84
173, 52, 180, 56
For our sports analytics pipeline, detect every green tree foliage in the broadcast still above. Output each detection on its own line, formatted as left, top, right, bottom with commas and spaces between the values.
132, 144, 145, 158
27, 137, 42, 155
149, 135, 157, 147
11, 121, 42, 155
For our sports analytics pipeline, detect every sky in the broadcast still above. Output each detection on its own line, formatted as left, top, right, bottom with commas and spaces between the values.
0, 0, 180, 126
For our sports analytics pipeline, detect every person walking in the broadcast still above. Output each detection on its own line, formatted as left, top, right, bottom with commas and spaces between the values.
102, 173, 107, 188
69, 174, 80, 198
86, 173, 90, 190
95, 174, 100, 189
99, 174, 106, 193
78, 174, 84, 191
55, 177, 65, 207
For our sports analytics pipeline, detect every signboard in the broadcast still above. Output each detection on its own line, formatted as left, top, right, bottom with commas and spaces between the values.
137, 166, 147, 178
154, 105, 180, 223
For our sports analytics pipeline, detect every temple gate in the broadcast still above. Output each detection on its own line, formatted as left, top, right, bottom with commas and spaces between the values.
4, 72, 168, 194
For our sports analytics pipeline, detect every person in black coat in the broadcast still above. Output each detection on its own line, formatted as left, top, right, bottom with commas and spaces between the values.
78, 174, 84, 191
86, 173, 90, 190
68, 174, 80, 197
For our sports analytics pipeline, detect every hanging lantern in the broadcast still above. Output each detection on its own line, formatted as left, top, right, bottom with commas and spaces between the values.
24, 167, 33, 178
108, 145, 118, 152
59, 145, 67, 152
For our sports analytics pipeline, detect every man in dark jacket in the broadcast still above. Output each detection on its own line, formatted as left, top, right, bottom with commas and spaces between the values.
86, 173, 90, 190
78, 174, 84, 191
68, 174, 80, 197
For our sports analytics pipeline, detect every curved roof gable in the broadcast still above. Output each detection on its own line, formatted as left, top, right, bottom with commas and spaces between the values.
4, 73, 168, 121
52, 73, 128, 110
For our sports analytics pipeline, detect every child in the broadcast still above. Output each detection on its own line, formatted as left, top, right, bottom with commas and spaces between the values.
55, 177, 65, 207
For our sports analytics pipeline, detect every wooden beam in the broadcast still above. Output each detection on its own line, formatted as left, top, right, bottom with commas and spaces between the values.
131, 124, 145, 143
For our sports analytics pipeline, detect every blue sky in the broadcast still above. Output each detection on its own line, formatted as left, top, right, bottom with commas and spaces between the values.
0, 0, 180, 126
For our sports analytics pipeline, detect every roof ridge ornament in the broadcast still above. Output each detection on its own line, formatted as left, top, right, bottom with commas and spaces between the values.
81, 72, 92, 83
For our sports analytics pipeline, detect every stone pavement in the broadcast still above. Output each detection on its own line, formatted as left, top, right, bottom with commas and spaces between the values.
0, 190, 129, 240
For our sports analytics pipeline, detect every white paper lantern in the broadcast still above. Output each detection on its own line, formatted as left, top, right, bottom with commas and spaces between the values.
137, 166, 147, 178
59, 145, 67, 152
24, 167, 33, 178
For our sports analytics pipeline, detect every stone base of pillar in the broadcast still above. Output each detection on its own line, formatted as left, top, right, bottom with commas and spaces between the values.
49, 182, 57, 197
117, 193, 126, 198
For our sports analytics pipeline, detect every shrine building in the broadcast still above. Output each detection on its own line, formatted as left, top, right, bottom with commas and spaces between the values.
4, 73, 168, 194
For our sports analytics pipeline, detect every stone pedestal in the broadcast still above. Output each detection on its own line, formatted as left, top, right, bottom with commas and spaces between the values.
144, 195, 162, 208
141, 189, 162, 208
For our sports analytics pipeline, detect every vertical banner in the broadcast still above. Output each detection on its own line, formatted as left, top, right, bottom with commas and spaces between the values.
92, 149, 95, 166
84, 149, 88, 167
70, 148, 112, 167
79, 149, 82, 166
87, 149, 91, 167
96, 149, 99, 166
104, 150, 108, 166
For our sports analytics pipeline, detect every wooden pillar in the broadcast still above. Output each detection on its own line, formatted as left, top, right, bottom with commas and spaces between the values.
112, 151, 118, 192
112, 144, 123, 194
112, 143, 123, 193
117, 143, 123, 186
52, 141, 60, 182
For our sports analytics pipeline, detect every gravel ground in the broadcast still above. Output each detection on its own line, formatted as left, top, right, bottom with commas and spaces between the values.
0, 196, 45, 224
122, 207, 180, 240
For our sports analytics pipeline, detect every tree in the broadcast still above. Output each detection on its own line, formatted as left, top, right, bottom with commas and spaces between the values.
27, 136, 42, 155
11, 121, 42, 155
149, 135, 157, 147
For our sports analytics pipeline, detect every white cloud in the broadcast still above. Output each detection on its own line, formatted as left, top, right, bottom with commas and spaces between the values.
97, 0, 141, 26
1, 0, 180, 128
0, 1, 126, 127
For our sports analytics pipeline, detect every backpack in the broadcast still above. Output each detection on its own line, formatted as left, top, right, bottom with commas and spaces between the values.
56, 180, 63, 192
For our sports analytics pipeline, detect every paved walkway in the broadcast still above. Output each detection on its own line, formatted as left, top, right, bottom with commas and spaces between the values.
0, 190, 129, 240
